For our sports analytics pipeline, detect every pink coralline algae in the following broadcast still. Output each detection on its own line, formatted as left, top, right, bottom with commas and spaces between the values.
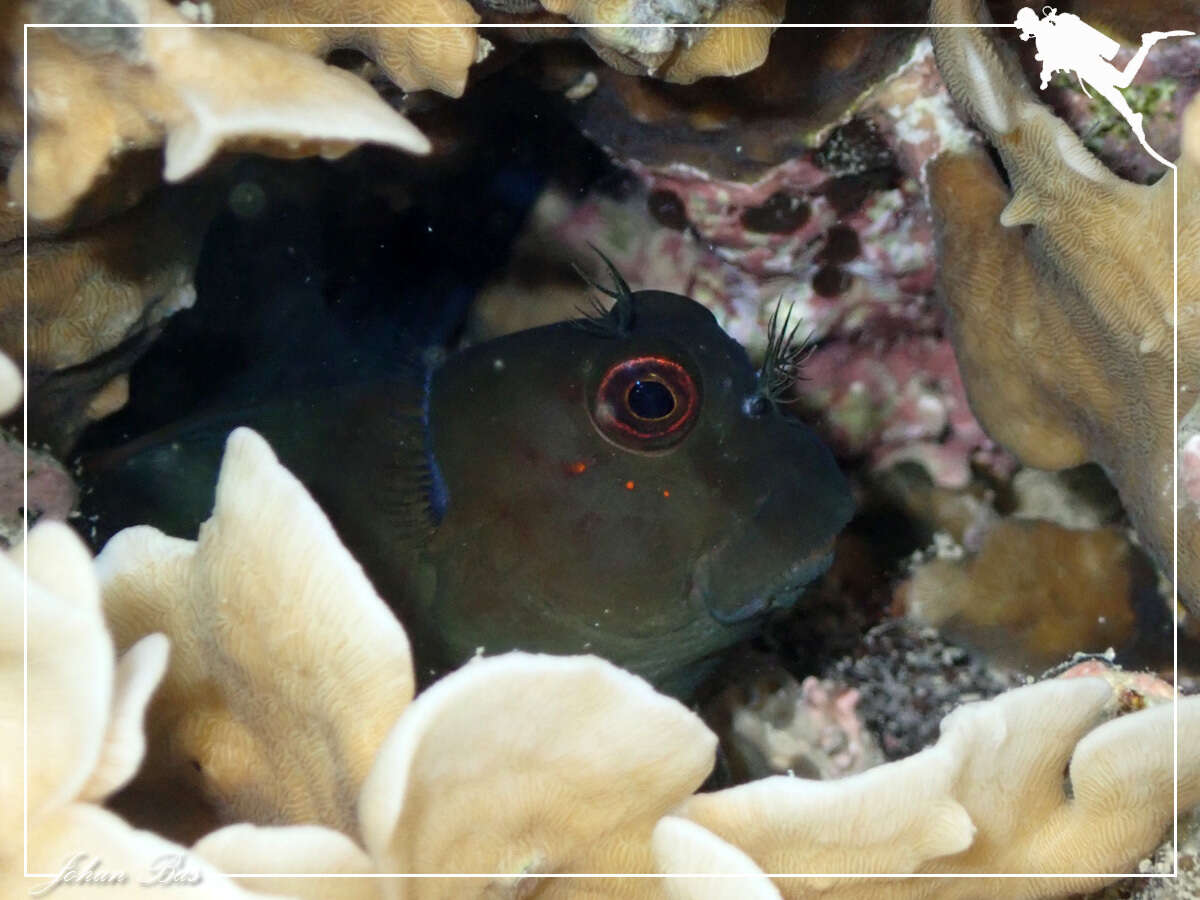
626, 154, 941, 344
1054, 657, 1177, 708
612, 42, 967, 345
0, 434, 78, 546
724, 670, 883, 781
564, 40, 1012, 487
1183, 433, 1200, 507
798, 336, 1010, 489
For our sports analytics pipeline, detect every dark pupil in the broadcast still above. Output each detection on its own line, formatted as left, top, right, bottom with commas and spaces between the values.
627, 380, 675, 419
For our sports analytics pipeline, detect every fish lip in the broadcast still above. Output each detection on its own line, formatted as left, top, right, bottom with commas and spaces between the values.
691, 542, 836, 626
706, 592, 773, 625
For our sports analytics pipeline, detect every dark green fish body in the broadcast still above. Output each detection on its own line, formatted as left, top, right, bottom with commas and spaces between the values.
82, 286, 854, 695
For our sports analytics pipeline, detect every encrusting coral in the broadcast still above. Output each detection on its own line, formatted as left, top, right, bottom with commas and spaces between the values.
9, 0, 434, 448
17, 0, 431, 221
898, 519, 1147, 669
488, 0, 783, 85
926, 0, 1200, 612
206, 0, 781, 97
646, 0, 785, 84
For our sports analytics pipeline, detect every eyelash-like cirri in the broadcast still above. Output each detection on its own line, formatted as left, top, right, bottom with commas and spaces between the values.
756, 300, 813, 406
571, 245, 636, 339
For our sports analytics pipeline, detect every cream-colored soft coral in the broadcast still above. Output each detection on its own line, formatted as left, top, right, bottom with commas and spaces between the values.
926, 0, 1200, 612
18, 0, 430, 221
192, 824, 381, 899
91, 425, 719, 898
0, 521, 288, 899
357, 652, 715, 897
96, 428, 416, 844
652, 817, 781, 900
193, 652, 721, 900
0, 349, 19, 413
20, 414, 1200, 900
664, 676, 1199, 899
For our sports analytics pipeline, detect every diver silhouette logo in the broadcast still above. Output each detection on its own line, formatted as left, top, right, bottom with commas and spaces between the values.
1014, 6, 1193, 167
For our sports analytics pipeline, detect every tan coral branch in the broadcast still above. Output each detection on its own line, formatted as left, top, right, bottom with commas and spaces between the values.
927, 0, 1200, 611
20, 0, 430, 221
96, 428, 415, 843
207, 0, 481, 97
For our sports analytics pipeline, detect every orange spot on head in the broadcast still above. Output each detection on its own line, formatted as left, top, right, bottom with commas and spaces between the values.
625, 480, 635, 491
566, 460, 588, 475
662, 489, 670, 497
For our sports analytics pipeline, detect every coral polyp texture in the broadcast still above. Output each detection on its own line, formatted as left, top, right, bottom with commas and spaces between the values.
96, 427, 417, 843
7, 0, 437, 449
574, 0, 786, 84
4, 421, 1198, 899
206, 0, 782, 93
0, 188, 214, 453
205, 0, 482, 97
492, 0, 785, 84
928, 0, 1200, 613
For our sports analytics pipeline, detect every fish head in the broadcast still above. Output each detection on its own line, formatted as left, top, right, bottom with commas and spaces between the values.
422, 288, 854, 690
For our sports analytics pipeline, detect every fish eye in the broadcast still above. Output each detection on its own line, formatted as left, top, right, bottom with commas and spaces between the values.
627, 380, 675, 419
592, 355, 700, 451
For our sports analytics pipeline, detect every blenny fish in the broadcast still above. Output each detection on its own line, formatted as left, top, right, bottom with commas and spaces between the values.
81, 260, 853, 695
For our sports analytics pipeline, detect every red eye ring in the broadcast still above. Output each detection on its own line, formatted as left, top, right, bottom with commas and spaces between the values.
592, 355, 700, 451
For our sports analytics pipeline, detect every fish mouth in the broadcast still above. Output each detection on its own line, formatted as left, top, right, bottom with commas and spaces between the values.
690, 541, 836, 626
